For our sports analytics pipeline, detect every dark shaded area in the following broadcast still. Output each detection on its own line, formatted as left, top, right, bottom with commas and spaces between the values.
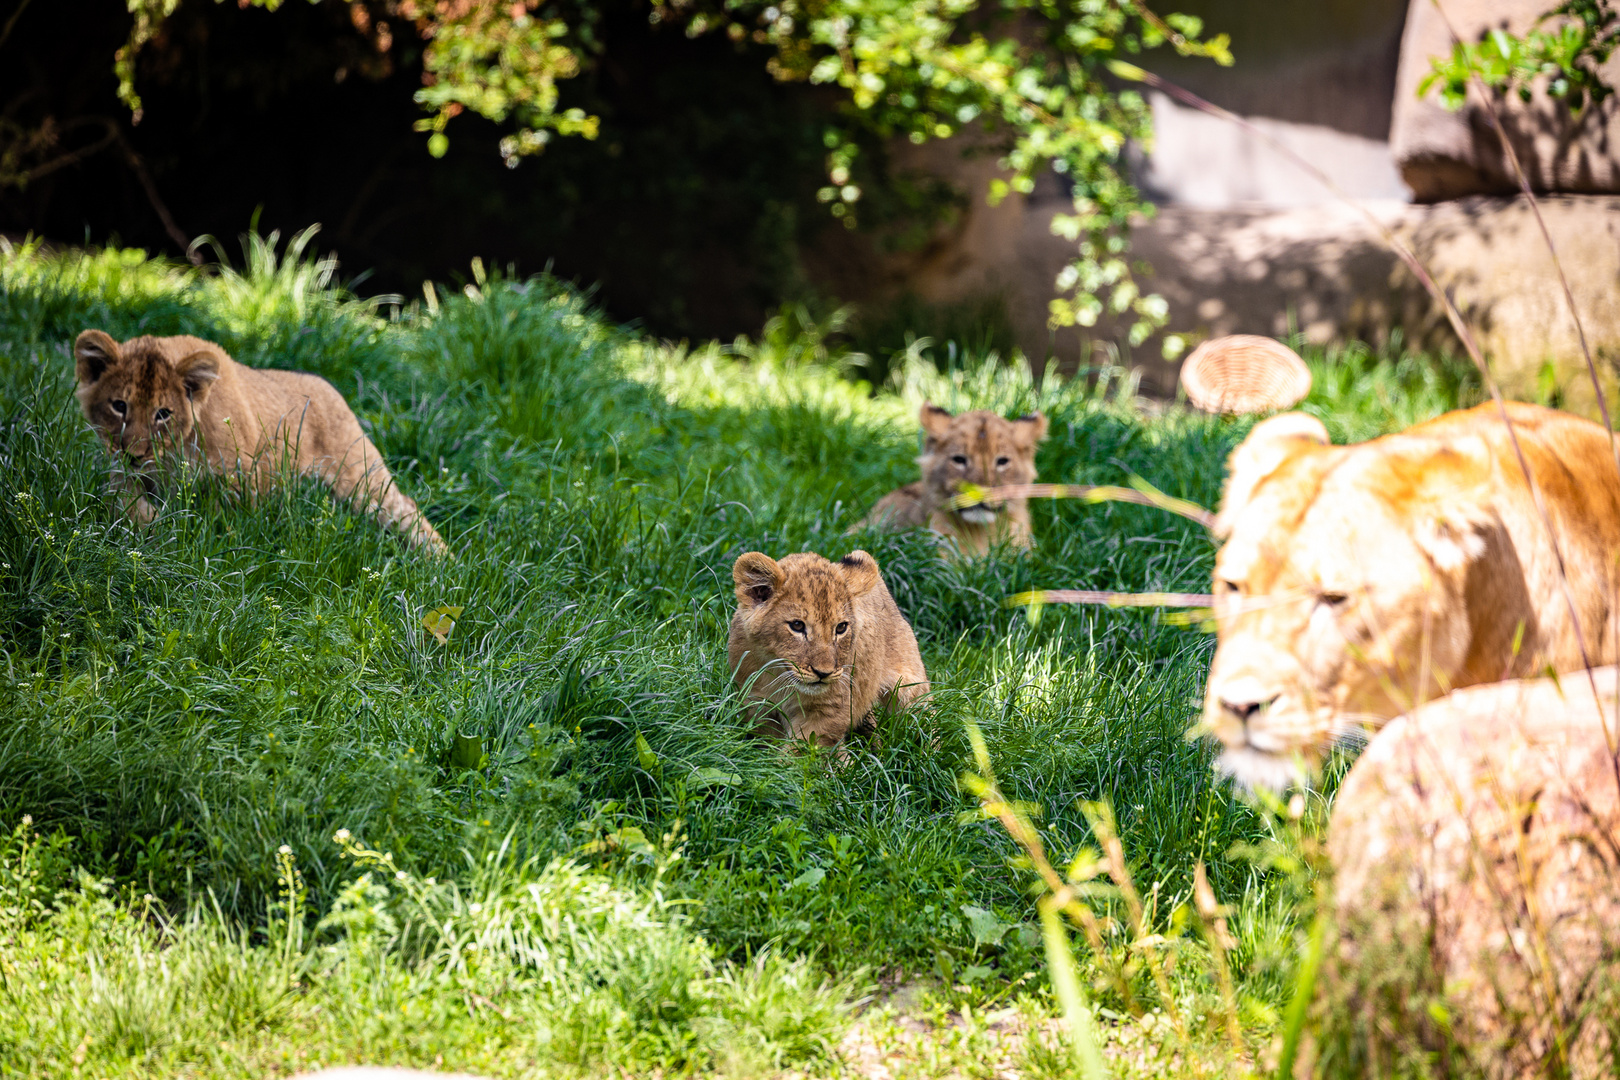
0, 0, 848, 339
1145, 0, 1408, 140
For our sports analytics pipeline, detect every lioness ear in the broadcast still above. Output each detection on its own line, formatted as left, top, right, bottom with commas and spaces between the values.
1415, 518, 1489, 573
919, 401, 953, 440
733, 552, 783, 606
75, 330, 120, 386
174, 349, 222, 401
838, 550, 882, 597
1213, 412, 1329, 538
1013, 411, 1048, 447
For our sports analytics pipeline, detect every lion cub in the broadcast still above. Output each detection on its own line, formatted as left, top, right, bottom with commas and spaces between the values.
728, 549, 929, 746
74, 330, 446, 553
856, 402, 1048, 556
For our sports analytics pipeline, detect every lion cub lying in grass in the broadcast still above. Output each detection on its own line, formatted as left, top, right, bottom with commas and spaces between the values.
74, 330, 446, 553
856, 402, 1048, 556
728, 549, 929, 746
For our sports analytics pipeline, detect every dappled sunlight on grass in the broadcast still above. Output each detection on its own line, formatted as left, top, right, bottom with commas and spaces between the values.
0, 238, 1476, 1077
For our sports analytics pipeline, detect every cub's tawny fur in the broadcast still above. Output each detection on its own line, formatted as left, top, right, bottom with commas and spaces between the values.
856, 402, 1048, 556
728, 549, 929, 746
74, 330, 446, 553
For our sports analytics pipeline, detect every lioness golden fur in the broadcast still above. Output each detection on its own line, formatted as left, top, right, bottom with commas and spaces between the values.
856, 402, 1048, 556
1203, 400, 1620, 791
728, 549, 929, 746
74, 330, 446, 553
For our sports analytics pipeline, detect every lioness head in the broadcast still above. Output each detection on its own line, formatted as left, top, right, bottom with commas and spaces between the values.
1203, 413, 1500, 791
918, 403, 1047, 524
730, 550, 882, 697
74, 331, 221, 466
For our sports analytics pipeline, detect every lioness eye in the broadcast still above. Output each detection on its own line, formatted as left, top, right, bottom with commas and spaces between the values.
951, 454, 969, 466
1218, 579, 1240, 594
788, 619, 806, 633
110, 400, 126, 415
835, 622, 848, 635
995, 456, 1010, 467
1320, 591, 1350, 608
154, 408, 172, 423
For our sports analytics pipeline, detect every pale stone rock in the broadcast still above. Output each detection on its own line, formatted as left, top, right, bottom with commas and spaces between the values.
1393, 194, 1620, 415
1391, 0, 1620, 200
1326, 666, 1620, 1076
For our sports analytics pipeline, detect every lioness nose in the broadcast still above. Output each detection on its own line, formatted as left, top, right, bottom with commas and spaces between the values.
1220, 696, 1278, 725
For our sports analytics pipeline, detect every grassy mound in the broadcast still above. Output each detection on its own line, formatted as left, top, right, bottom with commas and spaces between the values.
0, 234, 1475, 1077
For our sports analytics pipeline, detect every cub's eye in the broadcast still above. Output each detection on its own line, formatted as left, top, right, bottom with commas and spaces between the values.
109, 400, 127, 415
995, 456, 1010, 467
835, 622, 849, 635
951, 454, 969, 467
1218, 579, 1241, 594
1319, 591, 1350, 609
788, 619, 806, 634
153, 407, 172, 423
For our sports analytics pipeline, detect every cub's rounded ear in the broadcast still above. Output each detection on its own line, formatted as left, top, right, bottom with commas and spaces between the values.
838, 549, 882, 597
175, 349, 222, 400
74, 330, 120, 386
1013, 411, 1049, 446
919, 401, 954, 440
1213, 412, 1329, 538
733, 551, 783, 606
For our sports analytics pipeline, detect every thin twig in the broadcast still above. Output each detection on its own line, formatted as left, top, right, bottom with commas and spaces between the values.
1009, 589, 1213, 610
0, 0, 34, 55
17, 125, 120, 184
113, 128, 201, 265
949, 480, 1216, 529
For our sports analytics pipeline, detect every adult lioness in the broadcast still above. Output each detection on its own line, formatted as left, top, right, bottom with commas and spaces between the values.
74, 330, 446, 553
856, 402, 1048, 556
1203, 401, 1620, 791
728, 549, 930, 746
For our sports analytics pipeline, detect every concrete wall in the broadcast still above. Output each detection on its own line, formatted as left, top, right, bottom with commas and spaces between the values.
883, 0, 1417, 391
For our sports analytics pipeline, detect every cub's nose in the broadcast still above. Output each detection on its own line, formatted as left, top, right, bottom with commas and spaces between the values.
1220, 695, 1279, 725
810, 664, 834, 681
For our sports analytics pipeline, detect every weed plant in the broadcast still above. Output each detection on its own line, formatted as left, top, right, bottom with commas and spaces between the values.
0, 236, 1473, 1076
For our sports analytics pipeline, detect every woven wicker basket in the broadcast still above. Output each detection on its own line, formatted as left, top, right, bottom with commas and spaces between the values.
1179, 335, 1312, 415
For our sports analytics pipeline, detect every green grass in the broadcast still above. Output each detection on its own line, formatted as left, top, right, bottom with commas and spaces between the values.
0, 235, 1474, 1077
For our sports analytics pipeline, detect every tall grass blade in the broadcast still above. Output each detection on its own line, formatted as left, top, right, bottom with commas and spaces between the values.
1041, 900, 1109, 1080
1275, 906, 1329, 1080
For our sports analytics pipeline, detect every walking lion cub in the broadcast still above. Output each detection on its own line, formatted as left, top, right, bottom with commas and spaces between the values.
74, 330, 446, 553
856, 402, 1048, 556
728, 549, 929, 746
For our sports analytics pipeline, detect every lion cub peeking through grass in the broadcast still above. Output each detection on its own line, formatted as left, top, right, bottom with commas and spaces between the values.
74, 330, 446, 553
856, 402, 1048, 556
728, 549, 929, 746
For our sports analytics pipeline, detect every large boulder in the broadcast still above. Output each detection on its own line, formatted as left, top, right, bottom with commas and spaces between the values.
1391, 0, 1620, 201
1324, 666, 1620, 1076
1395, 193, 1620, 415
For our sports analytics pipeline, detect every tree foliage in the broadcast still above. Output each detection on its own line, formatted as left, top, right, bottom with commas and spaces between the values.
1421, 0, 1620, 113
116, 0, 1230, 349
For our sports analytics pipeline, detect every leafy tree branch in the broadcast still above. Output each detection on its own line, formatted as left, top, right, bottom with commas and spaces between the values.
112, 0, 1231, 349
